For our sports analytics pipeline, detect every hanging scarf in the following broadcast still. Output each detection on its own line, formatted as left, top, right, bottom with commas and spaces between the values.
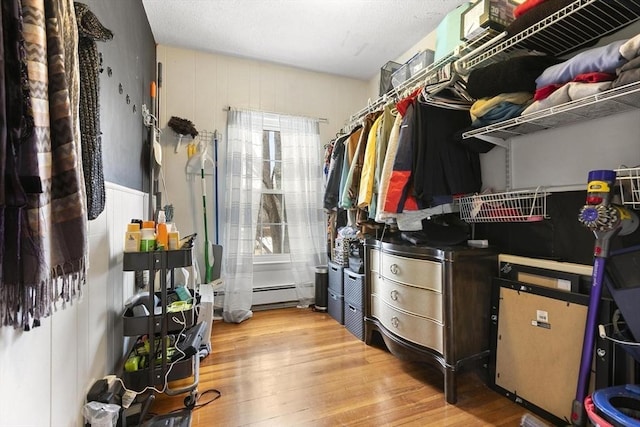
1, 0, 88, 330
75, 2, 112, 220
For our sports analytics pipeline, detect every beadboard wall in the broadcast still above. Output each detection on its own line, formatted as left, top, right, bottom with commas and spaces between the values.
0, 183, 146, 427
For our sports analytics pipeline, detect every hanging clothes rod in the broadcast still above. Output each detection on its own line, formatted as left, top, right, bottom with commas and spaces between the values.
223, 106, 328, 123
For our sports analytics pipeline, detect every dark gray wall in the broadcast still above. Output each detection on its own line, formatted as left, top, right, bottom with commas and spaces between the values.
82, 0, 156, 191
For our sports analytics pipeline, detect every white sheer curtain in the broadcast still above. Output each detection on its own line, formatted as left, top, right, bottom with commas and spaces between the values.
280, 116, 326, 307
222, 110, 263, 323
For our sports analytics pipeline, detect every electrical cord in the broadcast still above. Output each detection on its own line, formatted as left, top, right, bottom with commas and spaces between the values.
598, 310, 640, 347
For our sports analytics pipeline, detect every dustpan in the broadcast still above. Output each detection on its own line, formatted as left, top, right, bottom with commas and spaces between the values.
185, 139, 214, 177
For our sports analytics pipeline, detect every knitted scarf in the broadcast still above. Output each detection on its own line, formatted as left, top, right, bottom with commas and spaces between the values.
75, 2, 112, 220
1, 0, 88, 330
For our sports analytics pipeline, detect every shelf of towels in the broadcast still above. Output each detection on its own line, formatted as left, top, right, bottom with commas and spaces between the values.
462, 80, 640, 142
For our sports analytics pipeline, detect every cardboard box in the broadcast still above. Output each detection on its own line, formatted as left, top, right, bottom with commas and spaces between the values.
461, 0, 525, 41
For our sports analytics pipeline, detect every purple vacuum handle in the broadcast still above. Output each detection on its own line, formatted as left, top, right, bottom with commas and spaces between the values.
571, 255, 607, 426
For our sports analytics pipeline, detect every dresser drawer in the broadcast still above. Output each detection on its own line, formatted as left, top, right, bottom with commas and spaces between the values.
377, 252, 442, 292
371, 274, 442, 322
369, 248, 380, 274
372, 295, 443, 353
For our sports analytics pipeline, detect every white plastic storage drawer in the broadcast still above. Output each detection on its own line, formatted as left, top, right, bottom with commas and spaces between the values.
344, 301, 364, 341
328, 287, 344, 325
328, 261, 344, 294
343, 269, 364, 309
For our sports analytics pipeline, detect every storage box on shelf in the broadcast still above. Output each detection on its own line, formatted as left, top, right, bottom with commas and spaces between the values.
458, 187, 548, 223
435, 1, 473, 62
461, 0, 523, 41
380, 61, 402, 96
391, 50, 436, 91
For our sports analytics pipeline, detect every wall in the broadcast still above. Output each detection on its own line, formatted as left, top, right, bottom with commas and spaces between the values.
0, 184, 146, 426
0, 1, 155, 425
155, 45, 370, 298
82, 0, 156, 191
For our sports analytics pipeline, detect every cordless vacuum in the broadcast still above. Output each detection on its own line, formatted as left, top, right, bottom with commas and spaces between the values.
571, 170, 639, 426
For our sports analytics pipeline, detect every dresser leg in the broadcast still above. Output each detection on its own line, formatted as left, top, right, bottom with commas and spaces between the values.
444, 369, 457, 404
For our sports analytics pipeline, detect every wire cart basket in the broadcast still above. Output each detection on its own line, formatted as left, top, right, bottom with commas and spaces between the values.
458, 187, 548, 223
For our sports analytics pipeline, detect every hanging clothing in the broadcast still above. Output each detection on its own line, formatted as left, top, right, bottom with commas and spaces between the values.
383, 102, 419, 214
342, 112, 379, 210
323, 132, 349, 210
357, 115, 382, 209
1, 0, 88, 330
337, 126, 362, 208
370, 104, 396, 220
375, 112, 402, 223
413, 102, 482, 207
76, 2, 113, 220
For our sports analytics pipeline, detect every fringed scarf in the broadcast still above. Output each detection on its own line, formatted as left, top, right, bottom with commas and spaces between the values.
1, 0, 88, 330
75, 2, 112, 220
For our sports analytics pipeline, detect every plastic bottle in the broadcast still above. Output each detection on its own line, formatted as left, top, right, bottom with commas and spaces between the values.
140, 221, 156, 252
156, 210, 168, 250
124, 223, 141, 252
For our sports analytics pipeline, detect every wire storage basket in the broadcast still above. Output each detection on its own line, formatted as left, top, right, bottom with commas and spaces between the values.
615, 167, 640, 209
458, 187, 548, 223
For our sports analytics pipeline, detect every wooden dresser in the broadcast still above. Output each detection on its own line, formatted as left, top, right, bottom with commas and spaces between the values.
364, 238, 497, 404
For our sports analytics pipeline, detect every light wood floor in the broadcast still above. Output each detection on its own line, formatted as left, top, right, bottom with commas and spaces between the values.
150, 307, 532, 426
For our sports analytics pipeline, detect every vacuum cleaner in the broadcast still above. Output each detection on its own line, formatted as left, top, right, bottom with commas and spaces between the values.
571, 170, 639, 426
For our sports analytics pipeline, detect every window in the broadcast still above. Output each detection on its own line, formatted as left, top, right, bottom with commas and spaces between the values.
254, 129, 290, 257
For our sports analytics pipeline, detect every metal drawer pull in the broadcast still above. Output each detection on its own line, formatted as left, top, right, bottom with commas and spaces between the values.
391, 316, 399, 328
390, 290, 399, 301
389, 263, 399, 275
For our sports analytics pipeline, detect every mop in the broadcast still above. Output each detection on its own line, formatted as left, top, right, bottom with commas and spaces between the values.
199, 140, 214, 284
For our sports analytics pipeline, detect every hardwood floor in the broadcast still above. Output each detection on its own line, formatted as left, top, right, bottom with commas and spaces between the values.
150, 307, 532, 426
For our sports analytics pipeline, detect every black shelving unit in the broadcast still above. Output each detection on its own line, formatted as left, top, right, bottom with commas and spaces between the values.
122, 249, 200, 406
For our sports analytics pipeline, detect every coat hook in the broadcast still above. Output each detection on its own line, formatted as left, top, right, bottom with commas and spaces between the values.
107, 67, 113, 77
119, 83, 123, 94
126, 94, 130, 104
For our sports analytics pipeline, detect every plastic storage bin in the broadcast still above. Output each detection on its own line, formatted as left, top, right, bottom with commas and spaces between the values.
328, 287, 344, 325
343, 269, 365, 309
380, 61, 402, 95
408, 50, 435, 78
328, 261, 344, 295
344, 301, 364, 341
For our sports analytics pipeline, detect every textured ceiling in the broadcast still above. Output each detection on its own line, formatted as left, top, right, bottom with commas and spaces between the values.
141, 0, 465, 80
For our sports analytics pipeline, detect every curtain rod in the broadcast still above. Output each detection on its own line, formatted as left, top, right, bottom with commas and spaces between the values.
223, 106, 328, 124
